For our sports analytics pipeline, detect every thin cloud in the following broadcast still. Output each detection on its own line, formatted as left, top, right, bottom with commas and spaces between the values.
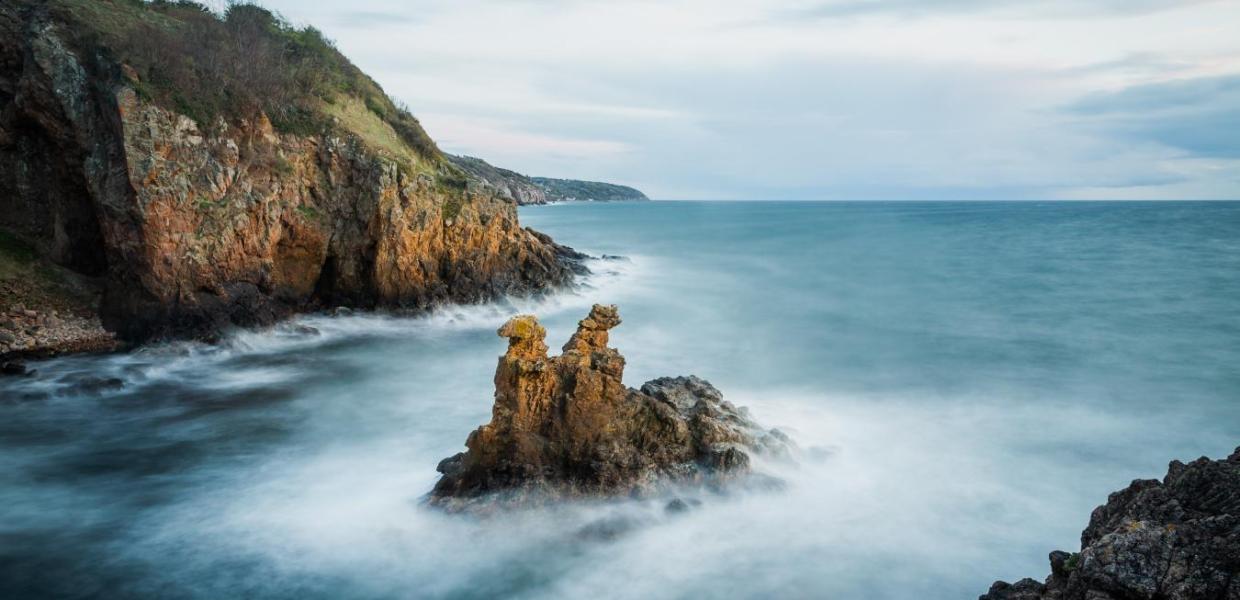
255, 0, 1240, 199
331, 11, 420, 28
776, 0, 1222, 21
425, 114, 632, 161
1064, 75, 1240, 158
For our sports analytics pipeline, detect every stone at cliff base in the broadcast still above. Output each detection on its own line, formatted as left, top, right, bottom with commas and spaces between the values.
429, 304, 791, 512
1, 361, 29, 376
981, 447, 1240, 600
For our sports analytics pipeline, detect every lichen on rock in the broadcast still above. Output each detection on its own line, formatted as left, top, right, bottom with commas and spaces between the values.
429, 304, 791, 512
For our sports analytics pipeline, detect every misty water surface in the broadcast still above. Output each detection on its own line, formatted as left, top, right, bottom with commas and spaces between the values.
2, 201, 1238, 599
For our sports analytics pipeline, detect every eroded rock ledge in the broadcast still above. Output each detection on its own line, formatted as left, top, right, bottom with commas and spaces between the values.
982, 447, 1240, 600
429, 304, 790, 511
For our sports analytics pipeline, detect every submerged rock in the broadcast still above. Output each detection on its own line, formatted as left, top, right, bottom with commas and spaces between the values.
55, 375, 125, 396
429, 304, 790, 511
981, 447, 1240, 600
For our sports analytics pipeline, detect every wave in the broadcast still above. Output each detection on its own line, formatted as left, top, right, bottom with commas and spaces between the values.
2, 253, 646, 403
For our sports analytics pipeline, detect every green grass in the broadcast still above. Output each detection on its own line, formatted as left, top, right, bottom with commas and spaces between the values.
0, 230, 99, 314
272, 155, 295, 175
195, 195, 236, 216
0, 231, 39, 286
295, 205, 321, 220
322, 96, 419, 168
41, 0, 467, 225
442, 197, 463, 221
1064, 553, 1080, 572
0, 230, 37, 267
51, 0, 182, 41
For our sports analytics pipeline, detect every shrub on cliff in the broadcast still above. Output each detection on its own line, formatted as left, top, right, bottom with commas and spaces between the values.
46, 0, 439, 158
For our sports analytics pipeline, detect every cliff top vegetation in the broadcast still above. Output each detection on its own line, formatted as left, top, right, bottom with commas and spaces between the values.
39, 0, 442, 165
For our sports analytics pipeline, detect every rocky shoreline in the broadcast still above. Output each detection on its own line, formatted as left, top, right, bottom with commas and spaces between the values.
0, 238, 120, 370
429, 305, 791, 512
0, 304, 117, 372
982, 447, 1240, 600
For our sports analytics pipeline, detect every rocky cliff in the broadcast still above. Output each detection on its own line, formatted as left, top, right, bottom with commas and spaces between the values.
531, 177, 649, 203
982, 447, 1240, 600
446, 155, 548, 206
429, 304, 790, 512
0, 1, 581, 345
447, 155, 649, 205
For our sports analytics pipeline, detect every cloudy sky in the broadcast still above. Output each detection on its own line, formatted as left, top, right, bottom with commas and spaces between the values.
257, 0, 1239, 200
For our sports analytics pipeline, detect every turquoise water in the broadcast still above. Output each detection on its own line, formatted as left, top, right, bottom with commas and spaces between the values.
2, 201, 1238, 598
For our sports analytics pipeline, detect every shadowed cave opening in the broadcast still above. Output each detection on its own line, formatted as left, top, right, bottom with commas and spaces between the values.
0, 114, 109, 278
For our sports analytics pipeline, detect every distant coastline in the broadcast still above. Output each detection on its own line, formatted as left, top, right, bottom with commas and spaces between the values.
447, 155, 648, 205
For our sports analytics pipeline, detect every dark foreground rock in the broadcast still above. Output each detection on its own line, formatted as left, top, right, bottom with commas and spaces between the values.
429, 304, 790, 512
982, 447, 1240, 600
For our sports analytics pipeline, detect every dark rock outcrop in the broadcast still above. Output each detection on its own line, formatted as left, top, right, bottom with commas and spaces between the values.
982, 447, 1240, 600
0, 1, 579, 344
429, 304, 789, 511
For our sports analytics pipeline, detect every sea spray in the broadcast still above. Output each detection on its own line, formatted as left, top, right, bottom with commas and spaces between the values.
2, 201, 1237, 599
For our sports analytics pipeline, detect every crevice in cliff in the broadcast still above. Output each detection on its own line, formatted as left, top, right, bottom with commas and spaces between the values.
0, 81, 108, 279
312, 252, 339, 305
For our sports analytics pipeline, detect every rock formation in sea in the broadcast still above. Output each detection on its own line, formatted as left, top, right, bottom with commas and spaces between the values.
429, 304, 790, 511
982, 447, 1240, 600
0, 1, 581, 347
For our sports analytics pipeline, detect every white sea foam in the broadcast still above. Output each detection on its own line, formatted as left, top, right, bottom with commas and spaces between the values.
3, 202, 1237, 599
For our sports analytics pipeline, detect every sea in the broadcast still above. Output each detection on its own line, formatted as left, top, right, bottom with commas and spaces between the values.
2, 201, 1238, 599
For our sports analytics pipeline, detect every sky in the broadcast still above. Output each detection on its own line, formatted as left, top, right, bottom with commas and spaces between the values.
253, 0, 1240, 200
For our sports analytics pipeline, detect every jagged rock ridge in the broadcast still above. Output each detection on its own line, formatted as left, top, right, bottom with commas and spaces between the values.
430, 304, 789, 511
982, 447, 1240, 600
0, 1, 581, 345
446, 155, 548, 206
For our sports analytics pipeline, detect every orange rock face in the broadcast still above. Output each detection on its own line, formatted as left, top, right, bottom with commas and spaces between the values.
1, 14, 581, 342
100, 92, 579, 341
430, 305, 791, 511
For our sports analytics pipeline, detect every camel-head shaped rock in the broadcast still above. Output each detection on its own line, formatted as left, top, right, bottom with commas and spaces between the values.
562, 304, 621, 356
497, 314, 548, 361
431, 303, 790, 512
